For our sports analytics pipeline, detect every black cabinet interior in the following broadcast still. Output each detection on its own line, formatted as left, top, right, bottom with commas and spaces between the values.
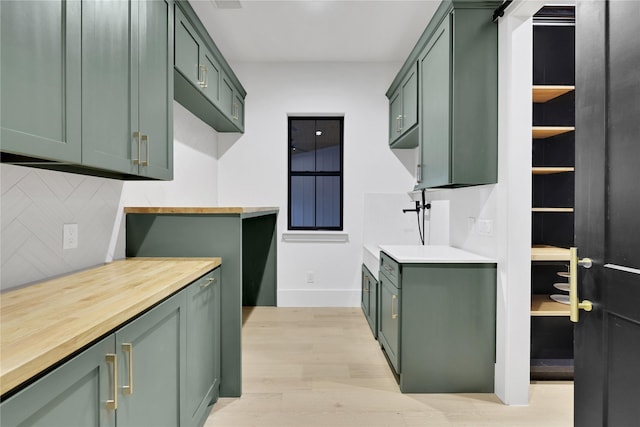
530, 6, 575, 380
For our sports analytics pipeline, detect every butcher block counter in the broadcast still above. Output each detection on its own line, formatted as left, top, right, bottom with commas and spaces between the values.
0, 257, 221, 397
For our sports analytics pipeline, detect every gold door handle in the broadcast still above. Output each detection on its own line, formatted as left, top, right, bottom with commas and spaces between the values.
391, 294, 398, 319
140, 134, 149, 167
122, 343, 133, 395
200, 276, 217, 289
105, 354, 118, 410
569, 247, 593, 322
133, 131, 141, 165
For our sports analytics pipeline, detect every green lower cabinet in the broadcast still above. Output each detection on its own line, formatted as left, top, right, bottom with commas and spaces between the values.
378, 256, 497, 393
115, 291, 186, 427
0, 0, 82, 163
184, 270, 221, 427
377, 272, 401, 373
0, 336, 116, 427
0, 268, 222, 427
361, 265, 378, 339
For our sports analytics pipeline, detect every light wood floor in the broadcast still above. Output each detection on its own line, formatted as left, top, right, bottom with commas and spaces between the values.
205, 307, 573, 427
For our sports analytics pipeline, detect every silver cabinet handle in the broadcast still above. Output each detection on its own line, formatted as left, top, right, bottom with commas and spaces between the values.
203, 65, 208, 88
396, 115, 402, 133
198, 64, 206, 87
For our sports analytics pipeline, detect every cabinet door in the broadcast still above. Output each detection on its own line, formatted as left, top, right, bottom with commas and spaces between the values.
0, 335, 116, 427
233, 93, 245, 131
201, 49, 221, 104
220, 73, 235, 121
388, 89, 402, 143
378, 274, 401, 373
370, 275, 378, 337
174, 7, 203, 88
418, 16, 451, 188
138, 0, 173, 180
81, 0, 137, 175
400, 64, 418, 133
0, 0, 81, 163
115, 292, 186, 427
185, 270, 221, 427
361, 268, 371, 318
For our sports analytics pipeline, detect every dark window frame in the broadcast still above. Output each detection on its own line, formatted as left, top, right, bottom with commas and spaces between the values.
287, 116, 344, 231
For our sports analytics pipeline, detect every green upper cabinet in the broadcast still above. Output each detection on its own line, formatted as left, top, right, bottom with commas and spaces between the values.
173, 0, 246, 133
0, 0, 173, 180
82, 0, 173, 180
388, 64, 419, 148
387, 0, 499, 188
0, 0, 82, 163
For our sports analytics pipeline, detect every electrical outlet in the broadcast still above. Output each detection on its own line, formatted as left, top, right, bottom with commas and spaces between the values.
477, 219, 494, 236
63, 224, 78, 249
306, 271, 315, 284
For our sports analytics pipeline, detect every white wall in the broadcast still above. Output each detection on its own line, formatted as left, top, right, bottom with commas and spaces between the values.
217, 62, 417, 306
1, 102, 220, 290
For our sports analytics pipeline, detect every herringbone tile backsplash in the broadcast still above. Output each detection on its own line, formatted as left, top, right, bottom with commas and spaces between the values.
1, 164, 122, 290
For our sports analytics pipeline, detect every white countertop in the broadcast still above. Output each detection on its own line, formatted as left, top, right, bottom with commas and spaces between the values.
379, 245, 496, 264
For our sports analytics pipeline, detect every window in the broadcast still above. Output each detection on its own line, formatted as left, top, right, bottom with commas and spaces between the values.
288, 117, 343, 230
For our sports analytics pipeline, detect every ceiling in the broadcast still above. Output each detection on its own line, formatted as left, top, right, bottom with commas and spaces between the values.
189, 0, 441, 63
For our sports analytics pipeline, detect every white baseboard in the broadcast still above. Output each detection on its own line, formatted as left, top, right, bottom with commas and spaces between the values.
277, 289, 361, 307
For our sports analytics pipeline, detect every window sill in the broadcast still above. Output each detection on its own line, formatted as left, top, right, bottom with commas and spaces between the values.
282, 232, 349, 243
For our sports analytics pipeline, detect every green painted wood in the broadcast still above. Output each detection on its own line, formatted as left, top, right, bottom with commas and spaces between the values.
0, 0, 81, 163
201, 50, 221, 105
399, 263, 496, 393
377, 271, 401, 373
242, 215, 277, 306
173, 1, 245, 134
115, 290, 187, 427
419, 16, 451, 188
185, 269, 221, 427
388, 89, 402, 144
449, 8, 498, 186
126, 213, 278, 397
174, 6, 203, 88
401, 65, 418, 134
0, 335, 116, 427
81, 0, 137, 175
361, 265, 378, 338
138, 0, 173, 180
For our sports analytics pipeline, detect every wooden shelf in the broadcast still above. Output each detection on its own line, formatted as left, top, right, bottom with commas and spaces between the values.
532, 85, 575, 103
532, 126, 575, 139
532, 207, 574, 213
532, 167, 575, 175
531, 245, 571, 261
531, 294, 570, 316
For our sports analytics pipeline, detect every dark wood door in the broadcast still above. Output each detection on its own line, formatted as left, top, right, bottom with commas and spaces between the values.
574, 1, 640, 426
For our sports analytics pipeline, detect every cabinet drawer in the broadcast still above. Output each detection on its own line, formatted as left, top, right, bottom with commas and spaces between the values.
380, 252, 401, 287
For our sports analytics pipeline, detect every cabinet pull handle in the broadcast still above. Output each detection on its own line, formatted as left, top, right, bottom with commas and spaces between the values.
203, 65, 208, 88
133, 131, 141, 165
199, 64, 206, 87
391, 294, 398, 319
396, 115, 402, 133
569, 247, 593, 323
122, 343, 134, 395
105, 354, 118, 410
140, 134, 149, 166
200, 276, 217, 289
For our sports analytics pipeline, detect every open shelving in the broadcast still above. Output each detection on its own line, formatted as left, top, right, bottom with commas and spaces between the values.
532, 207, 574, 212
532, 167, 575, 175
532, 85, 575, 103
532, 126, 575, 139
531, 295, 570, 316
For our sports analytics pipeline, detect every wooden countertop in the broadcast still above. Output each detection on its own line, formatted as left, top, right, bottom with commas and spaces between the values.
0, 257, 221, 396
124, 207, 279, 216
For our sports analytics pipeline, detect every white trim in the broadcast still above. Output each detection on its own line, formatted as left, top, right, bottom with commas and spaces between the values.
287, 112, 345, 117
277, 289, 360, 307
604, 264, 640, 275
282, 232, 349, 243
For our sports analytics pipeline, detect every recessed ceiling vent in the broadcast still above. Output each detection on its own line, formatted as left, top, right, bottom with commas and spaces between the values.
212, 0, 242, 9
